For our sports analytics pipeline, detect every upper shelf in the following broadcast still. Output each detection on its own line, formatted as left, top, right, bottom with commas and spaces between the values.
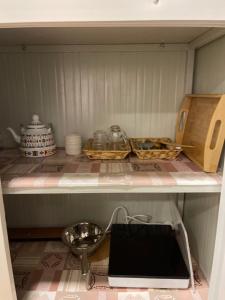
0, 149, 222, 194
1, 0, 225, 27
0, 27, 210, 46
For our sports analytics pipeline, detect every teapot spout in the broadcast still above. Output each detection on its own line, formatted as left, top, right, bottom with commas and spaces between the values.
7, 127, 21, 144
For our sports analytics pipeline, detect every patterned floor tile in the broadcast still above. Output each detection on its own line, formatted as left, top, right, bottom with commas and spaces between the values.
44, 242, 69, 253
14, 271, 32, 290
132, 163, 162, 172
100, 163, 133, 174
75, 162, 101, 173
16, 290, 25, 300
3, 163, 38, 174
34, 164, 65, 173
54, 291, 101, 300
10, 241, 208, 300
58, 270, 87, 292
17, 242, 47, 257
91, 273, 109, 290
26, 270, 62, 291
91, 257, 109, 275
64, 253, 80, 270
58, 173, 99, 187
10, 241, 23, 262
118, 291, 150, 300
40, 253, 67, 270
22, 291, 56, 300
13, 256, 42, 271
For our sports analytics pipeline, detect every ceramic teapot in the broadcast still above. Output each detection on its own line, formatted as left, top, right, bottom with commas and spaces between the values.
7, 114, 56, 157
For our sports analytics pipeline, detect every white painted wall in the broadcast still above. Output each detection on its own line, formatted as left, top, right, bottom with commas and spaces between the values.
0, 44, 188, 146
4, 193, 175, 228
183, 193, 220, 282
194, 35, 225, 94
0, 0, 225, 25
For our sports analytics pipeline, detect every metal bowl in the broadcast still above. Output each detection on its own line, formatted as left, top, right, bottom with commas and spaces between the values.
62, 222, 105, 278
62, 222, 104, 254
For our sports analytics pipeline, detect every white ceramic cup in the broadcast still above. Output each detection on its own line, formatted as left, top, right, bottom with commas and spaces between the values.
65, 134, 82, 155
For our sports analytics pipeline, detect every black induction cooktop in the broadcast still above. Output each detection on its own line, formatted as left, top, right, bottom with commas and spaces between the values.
108, 224, 190, 288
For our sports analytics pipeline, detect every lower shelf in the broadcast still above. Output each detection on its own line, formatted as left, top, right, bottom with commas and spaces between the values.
11, 239, 208, 300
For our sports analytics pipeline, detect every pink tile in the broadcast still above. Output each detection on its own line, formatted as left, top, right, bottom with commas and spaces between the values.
157, 162, 177, 172
91, 162, 101, 173
62, 163, 79, 173
185, 162, 202, 172
14, 270, 31, 290
127, 172, 176, 186
132, 163, 162, 172
75, 162, 100, 173
92, 273, 109, 290
34, 164, 65, 173
11, 241, 209, 299
22, 291, 56, 300
14, 157, 45, 164
210, 173, 223, 184
6, 173, 62, 189
64, 253, 80, 270
171, 161, 194, 172
198, 288, 209, 300
29, 270, 61, 291
171, 172, 220, 186
40, 253, 67, 270
49, 271, 63, 291
44, 241, 69, 253
18, 242, 47, 257
127, 172, 153, 186
0, 156, 17, 164
4, 163, 38, 174
0, 149, 20, 157
25, 270, 43, 291
100, 163, 132, 174
55, 291, 100, 300
99, 173, 130, 186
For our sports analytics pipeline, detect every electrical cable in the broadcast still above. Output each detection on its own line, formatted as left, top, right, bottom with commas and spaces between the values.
105, 205, 173, 233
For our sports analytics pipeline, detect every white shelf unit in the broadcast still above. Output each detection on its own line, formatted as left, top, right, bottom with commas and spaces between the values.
0, 24, 225, 300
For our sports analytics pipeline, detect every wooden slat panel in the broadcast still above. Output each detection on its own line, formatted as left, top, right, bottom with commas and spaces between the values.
0, 45, 187, 146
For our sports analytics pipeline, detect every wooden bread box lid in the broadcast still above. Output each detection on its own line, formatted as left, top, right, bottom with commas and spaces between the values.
176, 94, 225, 172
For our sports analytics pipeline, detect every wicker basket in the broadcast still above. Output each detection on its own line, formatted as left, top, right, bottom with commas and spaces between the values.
83, 139, 131, 160
130, 138, 182, 160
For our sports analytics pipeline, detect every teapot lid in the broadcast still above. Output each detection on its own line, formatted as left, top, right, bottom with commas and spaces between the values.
27, 114, 46, 129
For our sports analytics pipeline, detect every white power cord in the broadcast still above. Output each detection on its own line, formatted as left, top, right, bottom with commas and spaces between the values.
105, 206, 173, 233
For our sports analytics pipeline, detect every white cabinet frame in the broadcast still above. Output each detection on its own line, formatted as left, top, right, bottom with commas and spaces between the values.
0, 21, 225, 300
0, 181, 16, 300
208, 156, 225, 299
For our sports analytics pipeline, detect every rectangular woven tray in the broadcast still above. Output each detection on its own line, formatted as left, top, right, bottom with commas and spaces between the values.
83, 138, 131, 160
130, 138, 182, 160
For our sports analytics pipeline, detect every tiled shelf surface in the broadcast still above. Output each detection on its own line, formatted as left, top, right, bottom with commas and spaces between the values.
11, 240, 208, 300
0, 149, 222, 194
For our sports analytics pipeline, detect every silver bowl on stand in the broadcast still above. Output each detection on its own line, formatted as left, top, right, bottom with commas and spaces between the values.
62, 222, 105, 289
